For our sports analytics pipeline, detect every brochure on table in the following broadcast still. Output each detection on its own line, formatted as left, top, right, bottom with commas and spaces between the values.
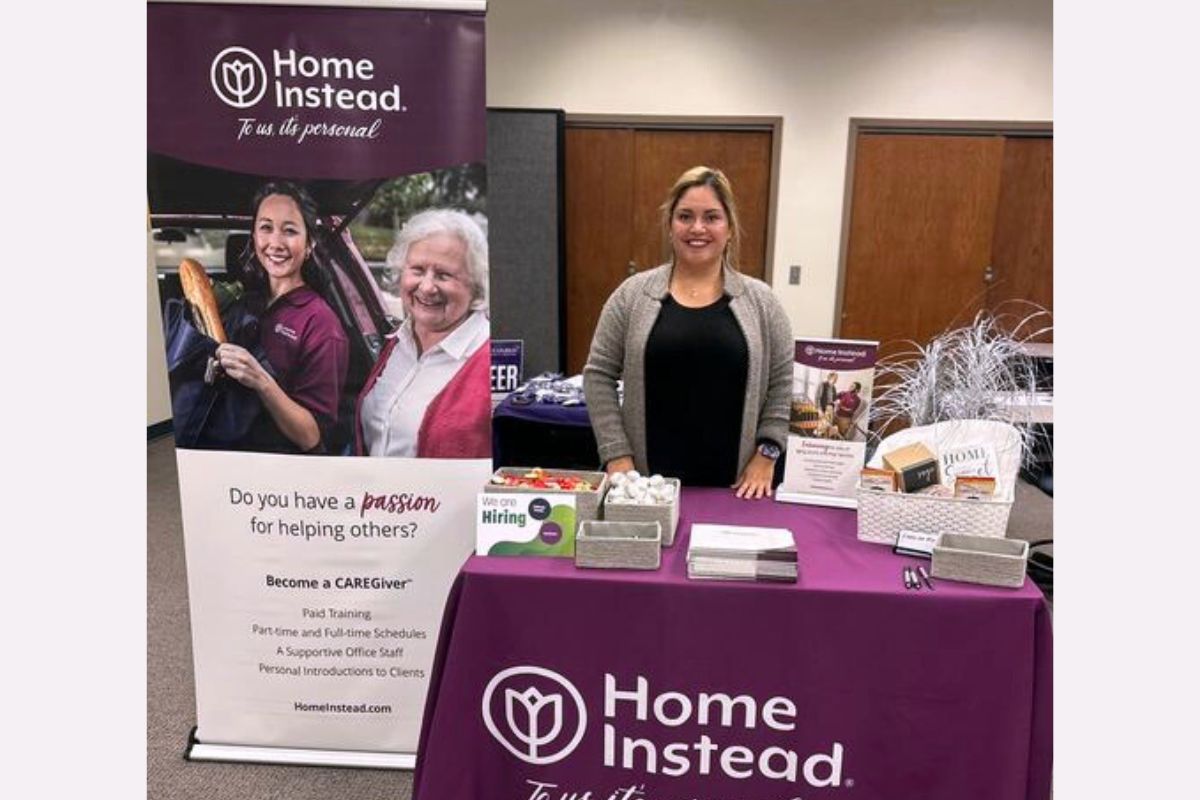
777, 338, 879, 509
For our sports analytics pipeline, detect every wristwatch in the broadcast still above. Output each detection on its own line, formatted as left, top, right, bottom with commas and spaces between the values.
757, 440, 782, 461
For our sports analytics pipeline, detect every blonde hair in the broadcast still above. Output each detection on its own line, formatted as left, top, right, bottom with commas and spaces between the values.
660, 165, 742, 270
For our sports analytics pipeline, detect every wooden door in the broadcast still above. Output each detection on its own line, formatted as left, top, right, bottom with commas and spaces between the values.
839, 131, 1053, 355
989, 137, 1053, 339
840, 133, 1006, 355
565, 126, 773, 373
629, 130, 772, 278
564, 128, 635, 380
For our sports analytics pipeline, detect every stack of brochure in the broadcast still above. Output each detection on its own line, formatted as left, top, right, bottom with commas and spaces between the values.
686, 524, 798, 583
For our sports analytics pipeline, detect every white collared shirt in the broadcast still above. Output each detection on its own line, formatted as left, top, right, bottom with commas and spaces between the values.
361, 310, 490, 457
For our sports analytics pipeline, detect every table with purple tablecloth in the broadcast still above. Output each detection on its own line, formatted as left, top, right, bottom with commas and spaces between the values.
413, 488, 1052, 800
491, 394, 599, 469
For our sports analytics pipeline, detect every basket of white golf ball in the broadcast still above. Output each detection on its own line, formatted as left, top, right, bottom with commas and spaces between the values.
601, 470, 682, 547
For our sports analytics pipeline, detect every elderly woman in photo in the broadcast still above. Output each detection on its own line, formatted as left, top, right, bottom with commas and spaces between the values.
355, 209, 491, 458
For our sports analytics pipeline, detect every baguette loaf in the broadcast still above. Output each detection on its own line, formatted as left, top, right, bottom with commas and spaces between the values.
179, 258, 227, 343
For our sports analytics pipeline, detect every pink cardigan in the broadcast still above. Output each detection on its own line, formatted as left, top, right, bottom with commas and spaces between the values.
355, 337, 492, 459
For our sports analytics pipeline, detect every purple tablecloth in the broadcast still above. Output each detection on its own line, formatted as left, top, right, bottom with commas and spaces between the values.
493, 394, 592, 427
413, 488, 1052, 800
491, 394, 599, 469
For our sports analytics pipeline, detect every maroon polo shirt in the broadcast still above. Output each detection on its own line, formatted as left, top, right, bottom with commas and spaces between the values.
257, 286, 349, 451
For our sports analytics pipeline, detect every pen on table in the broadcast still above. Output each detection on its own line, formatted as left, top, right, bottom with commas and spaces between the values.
917, 565, 935, 590
902, 567, 913, 589
910, 566, 922, 590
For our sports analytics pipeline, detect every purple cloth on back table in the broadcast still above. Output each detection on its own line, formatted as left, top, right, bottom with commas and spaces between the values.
492, 393, 593, 426
491, 394, 598, 468
413, 488, 1052, 800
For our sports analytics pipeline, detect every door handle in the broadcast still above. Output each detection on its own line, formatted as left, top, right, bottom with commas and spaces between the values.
627, 260, 637, 276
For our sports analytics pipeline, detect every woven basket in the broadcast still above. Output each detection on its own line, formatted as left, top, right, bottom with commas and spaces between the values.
932, 533, 1028, 588
485, 468, 608, 523
576, 520, 662, 570
602, 478, 681, 546
857, 419, 1021, 546
856, 488, 1013, 545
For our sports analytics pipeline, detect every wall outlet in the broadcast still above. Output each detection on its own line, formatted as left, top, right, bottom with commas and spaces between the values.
788, 265, 802, 285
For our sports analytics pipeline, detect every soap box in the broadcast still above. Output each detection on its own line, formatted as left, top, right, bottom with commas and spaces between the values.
859, 467, 897, 493
882, 442, 940, 493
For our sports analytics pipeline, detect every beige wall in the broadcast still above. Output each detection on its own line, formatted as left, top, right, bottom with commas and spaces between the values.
148, 234, 172, 426
487, 0, 1052, 337
147, 0, 1051, 421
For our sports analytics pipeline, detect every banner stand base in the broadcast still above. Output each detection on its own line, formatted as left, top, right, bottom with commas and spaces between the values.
185, 727, 414, 770
775, 491, 858, 510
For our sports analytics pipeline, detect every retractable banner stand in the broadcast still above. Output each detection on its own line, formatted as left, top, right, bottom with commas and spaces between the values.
148, 0, 489, 768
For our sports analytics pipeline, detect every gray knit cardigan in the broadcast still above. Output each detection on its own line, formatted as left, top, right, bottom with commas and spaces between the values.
582, 263, 793, 476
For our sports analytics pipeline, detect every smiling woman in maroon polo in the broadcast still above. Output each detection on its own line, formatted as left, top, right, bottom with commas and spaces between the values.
215, 181, 348, 454
355, 208, 491, 459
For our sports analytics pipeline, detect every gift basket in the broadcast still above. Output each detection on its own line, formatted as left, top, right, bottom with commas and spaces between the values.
858, 308, 1050, 546
856, 418, 1021, 544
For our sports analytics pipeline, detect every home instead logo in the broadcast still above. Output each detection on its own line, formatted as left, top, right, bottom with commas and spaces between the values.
208, 45, 403, 112
482, 667, 849, 788
211, 46, 268, 108
482, 666, 588, 765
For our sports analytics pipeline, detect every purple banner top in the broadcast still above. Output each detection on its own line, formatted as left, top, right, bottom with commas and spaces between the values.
148, 3, 485, 179
795, 338, 878, 371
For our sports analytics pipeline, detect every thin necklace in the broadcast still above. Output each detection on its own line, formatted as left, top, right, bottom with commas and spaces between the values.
674, 267, 721, 299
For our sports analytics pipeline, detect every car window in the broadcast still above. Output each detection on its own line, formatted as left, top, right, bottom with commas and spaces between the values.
153, 227, 233, 273
349, 221, 407, 321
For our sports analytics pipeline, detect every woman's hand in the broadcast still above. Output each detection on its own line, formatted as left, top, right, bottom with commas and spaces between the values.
216, 343, 275, 393
606, 456, 636, 476
216, 342, 321, 451
732, 453, 776, 500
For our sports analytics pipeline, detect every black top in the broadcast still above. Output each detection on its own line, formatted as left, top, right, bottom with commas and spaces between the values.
644, 295, 749, 486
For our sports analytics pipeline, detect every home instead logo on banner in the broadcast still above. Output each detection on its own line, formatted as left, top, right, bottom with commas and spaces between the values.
481, 666, 850, 789
209, 45, 405, 113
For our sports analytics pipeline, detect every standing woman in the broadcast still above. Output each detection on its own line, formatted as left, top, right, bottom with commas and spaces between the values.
215, 181, 349, 453
583, 166, 793, 499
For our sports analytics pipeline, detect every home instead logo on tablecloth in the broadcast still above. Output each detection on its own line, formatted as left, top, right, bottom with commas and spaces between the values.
481, 666, 850, 789
482, 666, 588, 765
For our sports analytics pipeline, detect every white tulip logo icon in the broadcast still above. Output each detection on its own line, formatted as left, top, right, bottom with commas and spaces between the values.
483, 666, 586, 765
210, 46, 268, 109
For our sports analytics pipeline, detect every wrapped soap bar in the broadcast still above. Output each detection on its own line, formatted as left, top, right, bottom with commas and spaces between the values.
954, 476, 996, 500
859, 467, 897, 492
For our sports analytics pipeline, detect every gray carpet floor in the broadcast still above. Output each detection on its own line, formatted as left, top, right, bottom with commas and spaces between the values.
148, 435, 1051, 799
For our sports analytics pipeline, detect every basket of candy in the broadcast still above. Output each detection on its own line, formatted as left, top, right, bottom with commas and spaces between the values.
602, 470, 681, 546
486, 467, 609, 522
